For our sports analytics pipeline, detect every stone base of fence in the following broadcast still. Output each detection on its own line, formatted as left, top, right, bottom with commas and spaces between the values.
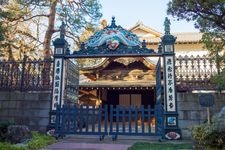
0, 91, 51, 132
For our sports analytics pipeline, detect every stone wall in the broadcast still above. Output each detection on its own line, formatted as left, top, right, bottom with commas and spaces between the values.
0, 91, 224, 138
177, 93, 225, 138
0, 91, 51, 132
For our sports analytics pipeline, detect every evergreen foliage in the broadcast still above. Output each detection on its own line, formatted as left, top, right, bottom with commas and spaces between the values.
0, 0, 102, 60
167, 0, 225, 89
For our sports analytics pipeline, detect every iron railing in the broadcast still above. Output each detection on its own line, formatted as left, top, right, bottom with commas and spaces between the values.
175, 55, 220, 91
0, 55, 221, 91
0, 57, 53, 91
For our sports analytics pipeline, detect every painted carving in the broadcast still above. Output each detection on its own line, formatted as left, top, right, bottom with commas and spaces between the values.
106, 38, 120, 50
114, 57, 138, 66
168, 117, 176, 126
165, 132, 180, 140
86, 25, 140, 48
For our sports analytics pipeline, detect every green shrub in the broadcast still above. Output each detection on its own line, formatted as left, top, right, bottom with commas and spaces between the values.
211, 68, 225, 91
0, 120, 14, 142
28, 131, 56, 150
192, 124, 225, 149
0, 142, 26, 150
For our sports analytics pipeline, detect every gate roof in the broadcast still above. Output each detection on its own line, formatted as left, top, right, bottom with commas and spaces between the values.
70, 17, 161, 58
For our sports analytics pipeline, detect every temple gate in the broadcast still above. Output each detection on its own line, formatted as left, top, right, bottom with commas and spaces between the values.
49, 17, 181, 140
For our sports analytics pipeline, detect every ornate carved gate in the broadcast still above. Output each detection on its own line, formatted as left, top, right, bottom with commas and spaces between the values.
49, 17, 181, 140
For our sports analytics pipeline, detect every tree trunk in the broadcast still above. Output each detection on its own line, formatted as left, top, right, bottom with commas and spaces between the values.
43, 0, 57, 59
42, 1, 57, 86
7, 45, 14, 61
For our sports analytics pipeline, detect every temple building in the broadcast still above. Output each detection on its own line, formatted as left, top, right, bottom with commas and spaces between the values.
78, 21, 206, 107
130, 21, 205, 56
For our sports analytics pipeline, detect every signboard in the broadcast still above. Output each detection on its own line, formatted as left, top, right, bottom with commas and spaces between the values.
199, 94, 215, 107
52, 58, 63, 110
165, 56, 176, 112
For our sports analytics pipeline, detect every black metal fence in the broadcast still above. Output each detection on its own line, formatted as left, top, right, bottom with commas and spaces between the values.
0, 57, 53, 91
0, 55, 221, 91
55, 104, 164, 138
176, 55, 219, 91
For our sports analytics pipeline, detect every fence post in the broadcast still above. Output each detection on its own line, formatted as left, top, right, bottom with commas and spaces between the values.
20, 55, 27, 92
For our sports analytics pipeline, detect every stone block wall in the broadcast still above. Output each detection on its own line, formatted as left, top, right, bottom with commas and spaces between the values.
0, 91, 224, 138
177, 93, 225, 138
0, 91, 51, 132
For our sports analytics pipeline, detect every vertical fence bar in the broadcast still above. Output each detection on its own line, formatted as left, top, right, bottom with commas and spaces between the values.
66, 105, 70, 133
91, 105, 95, 133
79, 105, 83, 133
9, 62, 13, 88
141, 106, 144, 134
116, 106, 119, 133
73, 105, 77, 134
128, 107, 132, 133
98, 106, 102, 133
154, 107, 158, 134
86, 105, 89, 133
110, 105, 113, 134
20, 56, 27, 91
135, 107, 138, 133
147, 105, 151, 133
104, 105, 108, 134
122, 107, 125, 133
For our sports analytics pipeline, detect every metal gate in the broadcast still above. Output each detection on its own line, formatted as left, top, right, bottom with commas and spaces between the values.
55, 104, 164, 139
51, 17, 182, 140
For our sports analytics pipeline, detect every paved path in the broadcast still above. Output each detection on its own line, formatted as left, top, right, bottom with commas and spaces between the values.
46, 142, 130, 150
45, 136, 134, 150
45, 135, 192, 150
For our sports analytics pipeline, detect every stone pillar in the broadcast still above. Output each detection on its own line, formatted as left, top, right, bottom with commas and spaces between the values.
48, 22, 68, 128
161, 17, 181, 140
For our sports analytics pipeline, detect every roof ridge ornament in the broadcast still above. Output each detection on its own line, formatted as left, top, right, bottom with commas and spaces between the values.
110, 16, 117, 28
86, 17, 140, 48
164, 17, 171, 35
142, 40, 146, 48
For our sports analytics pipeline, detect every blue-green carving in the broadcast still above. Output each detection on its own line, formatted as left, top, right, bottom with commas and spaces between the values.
86, 17, 140, 49
71, 17, 156, 57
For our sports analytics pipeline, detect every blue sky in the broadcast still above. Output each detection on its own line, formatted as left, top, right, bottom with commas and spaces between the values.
99, 0, 199, 33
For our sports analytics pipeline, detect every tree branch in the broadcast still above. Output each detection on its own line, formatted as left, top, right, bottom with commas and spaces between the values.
21, 14, 49, 22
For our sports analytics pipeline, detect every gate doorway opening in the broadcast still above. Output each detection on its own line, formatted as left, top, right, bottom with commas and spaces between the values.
106, 89, 155, 107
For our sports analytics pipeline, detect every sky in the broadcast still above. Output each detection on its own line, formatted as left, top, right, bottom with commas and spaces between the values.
99, 0, 199, 33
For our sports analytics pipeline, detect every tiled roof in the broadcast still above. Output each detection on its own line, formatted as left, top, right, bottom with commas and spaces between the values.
130, 22, 202, 43
173, 32, 203, 42
139, 32, 202, 43
129, 21, 162, 37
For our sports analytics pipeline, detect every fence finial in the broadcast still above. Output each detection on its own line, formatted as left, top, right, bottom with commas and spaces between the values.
164, 17, 171, 35
60, 21, 66, 39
